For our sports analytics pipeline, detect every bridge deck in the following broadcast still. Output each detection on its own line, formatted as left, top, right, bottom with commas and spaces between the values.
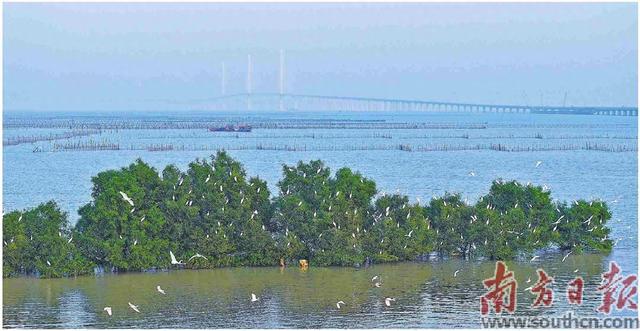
197, 93, 637, 116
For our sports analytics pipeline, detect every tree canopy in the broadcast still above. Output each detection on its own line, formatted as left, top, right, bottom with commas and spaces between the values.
3, 152, 614, 278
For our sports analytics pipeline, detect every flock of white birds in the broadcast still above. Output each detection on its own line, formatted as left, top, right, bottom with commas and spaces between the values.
98, 159, 616, 317
102, 258, 398, 317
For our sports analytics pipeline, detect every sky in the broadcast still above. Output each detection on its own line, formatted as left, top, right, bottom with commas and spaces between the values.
3, 2, 638, 111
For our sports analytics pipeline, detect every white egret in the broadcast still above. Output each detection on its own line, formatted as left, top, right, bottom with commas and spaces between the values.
170, 251, 184, 265
119, 191, 134, 206
336, 301, 345, 309
103, 307, 112, 316
157, 285, 166, 294
384, 297, 396, 307
530, 256, 539, 262
128, 302, 140, 313
251, 293, 259, 302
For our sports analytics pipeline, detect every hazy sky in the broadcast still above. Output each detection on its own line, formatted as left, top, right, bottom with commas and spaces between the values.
3, 2, 638, 111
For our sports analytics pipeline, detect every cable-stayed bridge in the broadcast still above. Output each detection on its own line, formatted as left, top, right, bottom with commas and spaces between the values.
199, 52, 637, 116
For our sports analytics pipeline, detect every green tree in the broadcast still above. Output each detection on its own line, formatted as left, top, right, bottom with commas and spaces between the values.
556, 200, 612, 253
3, 202, 92, 278
74, 160, 170, 272
367, 194, 434, 262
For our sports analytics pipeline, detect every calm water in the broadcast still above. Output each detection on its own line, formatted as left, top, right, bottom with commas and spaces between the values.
3, 111, 638, 327
2, 256, 633, 328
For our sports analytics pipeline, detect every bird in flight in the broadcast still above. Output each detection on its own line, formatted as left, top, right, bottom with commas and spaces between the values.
384, 297, 396, 307
128, 302, 140, 313
189, 253, 208, 261
454, 269, 460, 277
103, 307, 112, 316
336, 301, 346, 309
119, 191, 134, 206
535, 161, 543, 168
251, 293, 259, 302
157, 286, 166, 295
170, 251, 184, 265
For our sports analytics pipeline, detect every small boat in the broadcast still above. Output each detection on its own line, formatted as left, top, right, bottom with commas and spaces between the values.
208, 124, 252, 132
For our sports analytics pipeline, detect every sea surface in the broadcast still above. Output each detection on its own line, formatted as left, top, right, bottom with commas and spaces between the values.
2, 111, 638, 328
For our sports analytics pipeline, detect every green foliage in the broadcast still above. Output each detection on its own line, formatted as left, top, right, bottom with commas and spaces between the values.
555, 199, 612, 253
3, 201, 93, 278
74, 159, 170, 272
368, 194, 434, 262
3, 156, 615, 278
426, 194, 472, 257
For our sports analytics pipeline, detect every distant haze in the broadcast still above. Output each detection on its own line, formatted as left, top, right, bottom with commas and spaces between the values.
3, 2, 638, 111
